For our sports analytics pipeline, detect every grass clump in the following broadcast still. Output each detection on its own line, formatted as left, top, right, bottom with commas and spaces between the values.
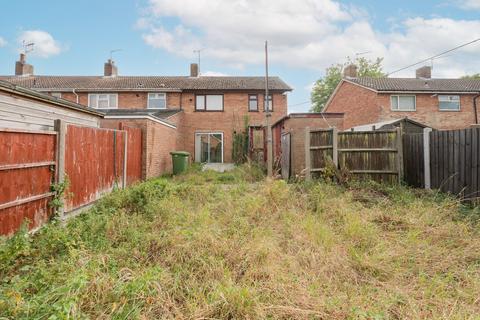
1, 166, 480, 319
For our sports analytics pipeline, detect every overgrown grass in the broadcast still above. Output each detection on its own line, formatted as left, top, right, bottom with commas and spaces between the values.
1, 164, 479, 319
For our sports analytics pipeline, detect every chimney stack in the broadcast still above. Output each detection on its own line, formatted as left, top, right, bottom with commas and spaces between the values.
104, 59, 118, 77
343, 64, 357, 78
15, 53, 34, 76
190, 63, 199, 77
416, 66, 431, 79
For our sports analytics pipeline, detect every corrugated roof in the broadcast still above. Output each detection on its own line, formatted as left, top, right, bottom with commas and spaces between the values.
0, 75, 292, 91
348, 77, 480, 93
103, 108, 181, 119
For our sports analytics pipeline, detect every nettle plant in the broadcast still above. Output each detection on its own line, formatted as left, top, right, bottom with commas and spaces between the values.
49, 175, 71, 216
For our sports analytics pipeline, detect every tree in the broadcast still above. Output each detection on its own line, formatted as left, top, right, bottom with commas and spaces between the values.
310, 57, 385, 112
462, 73, 480, 79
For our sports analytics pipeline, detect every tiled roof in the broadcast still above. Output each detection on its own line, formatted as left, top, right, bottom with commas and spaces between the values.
0, 75, 292, 91
347, 77, 480, 93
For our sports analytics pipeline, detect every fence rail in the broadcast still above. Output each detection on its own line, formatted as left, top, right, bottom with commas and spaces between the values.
305, 127, 403, 183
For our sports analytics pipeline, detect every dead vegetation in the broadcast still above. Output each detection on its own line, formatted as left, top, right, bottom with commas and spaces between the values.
1, 165, 480, 319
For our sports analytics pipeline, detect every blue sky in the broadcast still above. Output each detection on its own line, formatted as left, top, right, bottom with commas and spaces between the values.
0, 0, 479, 112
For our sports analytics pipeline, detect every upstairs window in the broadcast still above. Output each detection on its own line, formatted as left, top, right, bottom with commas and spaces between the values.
391, 95, 415, 111
248, 94, 258, 111
264, 94, 273, 112
438, 95, 460, 111
148, 93, 166, 109
50, 92, 62, 98
89, 93, 118, 109
195, 94, 223, 111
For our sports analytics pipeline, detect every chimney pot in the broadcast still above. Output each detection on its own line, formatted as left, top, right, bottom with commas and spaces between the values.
104, 59, 118, 77
15, 53, 34, 76
343, 64, 357, 78
416, 66, 431, 79
190, 63, 199, 77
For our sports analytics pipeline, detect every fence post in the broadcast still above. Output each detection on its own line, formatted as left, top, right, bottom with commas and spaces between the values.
54, 119, 66, 220
332, 127, 338, 168
123, 131, 128, 189
396, 126, 404, 183
305, 127, 311, 180
423, 127, 432, 189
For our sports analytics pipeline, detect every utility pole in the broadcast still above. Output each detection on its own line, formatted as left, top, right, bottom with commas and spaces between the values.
265, 41, 273, 177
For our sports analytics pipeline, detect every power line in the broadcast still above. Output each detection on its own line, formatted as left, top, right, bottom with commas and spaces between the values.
288, 100, 311, 107
386, 37, 480, 76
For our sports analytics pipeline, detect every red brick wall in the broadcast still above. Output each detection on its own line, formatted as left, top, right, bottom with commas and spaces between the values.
326, 80, 478, 130
274, 115, 344, 176
59, 92, 182, 109
325, 81, 379, 129
376, 93, 477, 130
176, 91, 288, 163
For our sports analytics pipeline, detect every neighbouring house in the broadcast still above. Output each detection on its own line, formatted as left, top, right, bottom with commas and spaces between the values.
272, 112, 344, 177
324, 65, 480, 130
1, 55, 292, 176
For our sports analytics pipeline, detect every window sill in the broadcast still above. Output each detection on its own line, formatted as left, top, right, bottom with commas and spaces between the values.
390, 109, 416, 112
194, 109, 224, 112
438, 109, 461, 112
248, 110, 259, 112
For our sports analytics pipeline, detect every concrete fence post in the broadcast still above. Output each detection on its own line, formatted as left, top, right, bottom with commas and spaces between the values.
395, 126, 404, 183
332, 127, 338, 168
54, 119, 66, 220
305, 127, 311, 181
423, 127, 432, 189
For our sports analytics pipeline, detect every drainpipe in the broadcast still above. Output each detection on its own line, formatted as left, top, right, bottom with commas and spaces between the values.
474, 94, 480, 125
72, 89, 79, 104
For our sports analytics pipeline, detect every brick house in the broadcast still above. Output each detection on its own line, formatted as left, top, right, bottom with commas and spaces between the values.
1, 56, 291, 176
324, 65, 480, 130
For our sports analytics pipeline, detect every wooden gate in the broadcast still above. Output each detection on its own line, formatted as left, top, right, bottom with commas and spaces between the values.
281, 132, 291, 180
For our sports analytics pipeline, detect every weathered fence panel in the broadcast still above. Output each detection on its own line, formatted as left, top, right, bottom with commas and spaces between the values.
281, 132, 291, 180
429, 127, 480, 199
403, 133, 424, 188
64, 125, 126, 212
306, 128, 402, 183
0, 128, 56, 235
121, 124, 143, 185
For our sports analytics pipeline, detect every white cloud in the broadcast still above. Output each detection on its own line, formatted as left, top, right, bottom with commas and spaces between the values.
139, 0, 480, 78
17, 30, 62, 58
0, 37, 6, 47
459, 0, 480, 10
201, 71, 229, 76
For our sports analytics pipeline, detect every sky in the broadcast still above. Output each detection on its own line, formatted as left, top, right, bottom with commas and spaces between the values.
0, 0, 480, 112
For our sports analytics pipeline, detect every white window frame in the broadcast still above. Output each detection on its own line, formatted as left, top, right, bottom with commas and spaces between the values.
147, 92, 167, 109
88, 93, 118, 109
194, 132, 224, 163
264, 94, 273, 112
195, 94, 224, 111
438, 95, 460, 111
390, 95, 416, 111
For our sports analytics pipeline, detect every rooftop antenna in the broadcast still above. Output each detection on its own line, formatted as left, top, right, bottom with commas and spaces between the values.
109, 49, 122, 60
193, 48, 204, 75
22, 40, 34, 55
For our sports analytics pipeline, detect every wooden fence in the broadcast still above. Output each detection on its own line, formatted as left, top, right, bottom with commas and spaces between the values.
0, 128, 57, 235
305, 127, 403, 183
0, 121, 143, 236
404, 127, 480, 200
